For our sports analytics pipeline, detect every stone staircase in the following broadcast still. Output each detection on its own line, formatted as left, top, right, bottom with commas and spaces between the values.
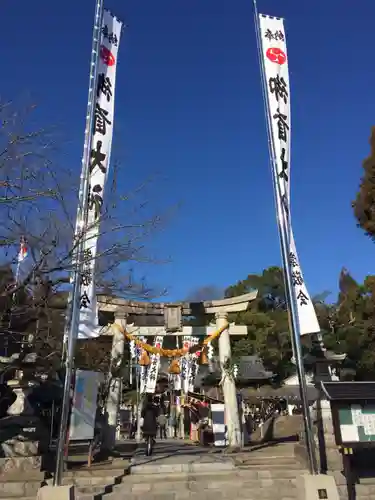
3, 442, 375, 499
67, 443, 307, 500
106, 466, 305, 500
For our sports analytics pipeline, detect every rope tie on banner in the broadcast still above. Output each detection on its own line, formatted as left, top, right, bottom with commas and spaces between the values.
111, 322, 229, 358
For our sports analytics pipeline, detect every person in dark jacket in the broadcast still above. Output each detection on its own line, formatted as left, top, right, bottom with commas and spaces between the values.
141, 396, 158, 438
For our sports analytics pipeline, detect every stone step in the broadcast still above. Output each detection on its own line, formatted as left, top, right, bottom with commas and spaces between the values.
61, 475, 125, 486
0, 497, 36, 500
129, 460, 235, 476
0, 480, 43, 498
64, 466, 128, 477
97, 487, 299, 500
237, 462, 304, 470
86, 471, 303, 500
125, 468, 307, 483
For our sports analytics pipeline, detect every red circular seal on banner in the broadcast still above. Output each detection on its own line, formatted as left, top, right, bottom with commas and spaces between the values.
100, 45, 115, 66
266, 47, 286, 65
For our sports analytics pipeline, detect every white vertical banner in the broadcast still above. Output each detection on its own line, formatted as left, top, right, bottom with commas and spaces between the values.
258, 15, 320, 336
180, 336, 191, 393
78, 10, 123, 339
137, 336, 147, 394
188, 337, 200, 392
145, 336, 164, 393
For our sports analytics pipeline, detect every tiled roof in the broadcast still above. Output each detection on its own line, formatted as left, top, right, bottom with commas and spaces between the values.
321, 382, 375, 401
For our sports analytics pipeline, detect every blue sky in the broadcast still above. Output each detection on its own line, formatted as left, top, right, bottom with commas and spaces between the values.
2, 0, 375, 301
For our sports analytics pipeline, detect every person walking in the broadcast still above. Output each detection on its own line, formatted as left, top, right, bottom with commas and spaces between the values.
157, 412, 167, 439
141, 396, 158, 456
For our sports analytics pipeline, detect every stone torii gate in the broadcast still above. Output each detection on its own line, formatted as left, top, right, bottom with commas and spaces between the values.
98, 291, 257, 448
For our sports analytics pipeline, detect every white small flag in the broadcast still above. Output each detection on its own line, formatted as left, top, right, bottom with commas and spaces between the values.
17, 238, 28, 262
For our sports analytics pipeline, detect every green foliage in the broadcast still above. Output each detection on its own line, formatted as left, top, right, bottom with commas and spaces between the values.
353, 126, 375, 241
226, 265, 375, 382
226, 266, 293, 382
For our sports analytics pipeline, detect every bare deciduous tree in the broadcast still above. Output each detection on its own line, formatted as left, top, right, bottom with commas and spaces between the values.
0, 100, 172, 372
0, 101, 171, 300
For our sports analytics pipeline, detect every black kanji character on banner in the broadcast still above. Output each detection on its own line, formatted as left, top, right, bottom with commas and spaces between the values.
97, 73, 112, 102
102, 25, 118, 46
289, 252, 298, 268
269, 75, 288, 104
108, 33, 118, 45
149, 365, 157, 380
89, 184, 103, 220
274, 30, 285, 41
292, 270, 304, 287
90, 140, 107, 174
79, 291, 91, 309
264, 29, 274, 41
93, 103, 112, 135
273, 108, 289, 142
264, 29, 285, 42
102, 24, 109, 39
81, 268, 93, 287
281, 193, 289, 218
278, 148, 289, 182
297, 289, 309, 306
83, 248, 93, 262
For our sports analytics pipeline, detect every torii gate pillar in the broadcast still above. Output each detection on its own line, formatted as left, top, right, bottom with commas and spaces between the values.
104, 311, 126, 451
215, 311, 241, 447
205, 292, 256, 448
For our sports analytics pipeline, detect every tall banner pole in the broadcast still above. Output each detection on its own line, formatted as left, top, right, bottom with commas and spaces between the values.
61, 0, 104, 356
253, 1, 318, 475
54, 0, 105, 485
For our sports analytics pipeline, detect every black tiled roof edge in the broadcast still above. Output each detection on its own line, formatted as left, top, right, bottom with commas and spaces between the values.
321, 381, 375, 401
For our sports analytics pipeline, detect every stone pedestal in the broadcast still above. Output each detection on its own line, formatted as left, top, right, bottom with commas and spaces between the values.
296, 473, 340, 500
1, 434, 39, 457
0, 454, 42, 477
37, 485, 75, 500
0, 378, 47, 478
1, 380, 45, 459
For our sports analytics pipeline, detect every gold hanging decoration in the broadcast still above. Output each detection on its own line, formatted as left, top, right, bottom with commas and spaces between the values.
168, 359, 181, 374
139, 350, 150, 366
199, 348, 209, 365
110, 321, 229, 358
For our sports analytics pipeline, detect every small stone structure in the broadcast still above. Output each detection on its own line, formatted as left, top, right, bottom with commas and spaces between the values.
0, 353, 50, 478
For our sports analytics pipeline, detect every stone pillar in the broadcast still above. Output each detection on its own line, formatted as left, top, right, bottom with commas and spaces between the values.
104, 311, 126, 451
216, 311, 241, 448
314, 398, 343, 473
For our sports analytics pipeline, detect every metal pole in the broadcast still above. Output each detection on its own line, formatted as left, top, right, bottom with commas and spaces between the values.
136, 367, 142, 442
277, 199, 318, 475
54, 0, 104, 486
253, 0, 318, 475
